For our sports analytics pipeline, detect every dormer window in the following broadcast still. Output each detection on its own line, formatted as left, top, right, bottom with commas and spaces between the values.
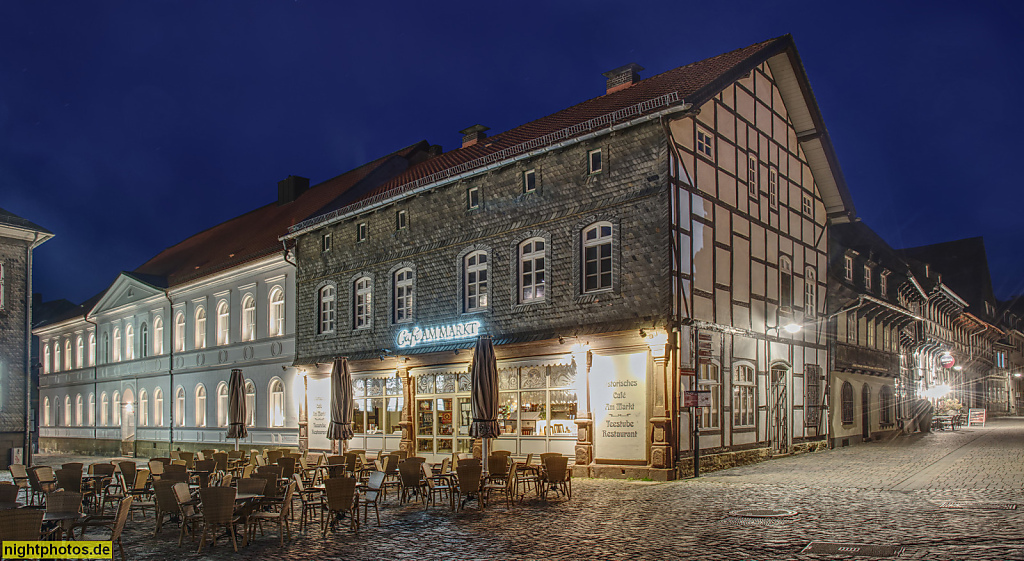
880, 272, 889, 297
321, 233, 332, 253
588, 149, 603, 174
844, 256, 854, 281
864, 266, 873, 291
396, 210, 408, 231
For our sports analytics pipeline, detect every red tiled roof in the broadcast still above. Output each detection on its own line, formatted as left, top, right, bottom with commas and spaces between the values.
306, 36, 788, 225
134, 141, 429, 286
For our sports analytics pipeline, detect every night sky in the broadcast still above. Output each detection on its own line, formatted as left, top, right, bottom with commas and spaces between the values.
2, 1, 1022, 305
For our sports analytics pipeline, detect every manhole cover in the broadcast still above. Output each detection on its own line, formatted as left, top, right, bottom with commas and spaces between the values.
721, 516, 784, 527
728, 508, 798, 518
802, 542, 904, 557
937, 502, 1017, 510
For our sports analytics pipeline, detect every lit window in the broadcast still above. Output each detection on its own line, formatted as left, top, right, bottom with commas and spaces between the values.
216, 301, 230, 346
804, 267, 816, 317
357, 222, 367, 242
245, 381, 256, 427
747, 154, 757, 196
844, 256, 854, 281
44, 345, 50, 374
880, 273, 888, 297
698, 363, 720, 429
696, 129, 713, 158
523, 170, 536, 193
75, 394, 83, 426
464, 250, 488, 312
88, 393, 95, 426
241, 295, 256, 341
268, 288, 285, 337
194, 308, 207, 349
154, 388, 163, 426
174, 313, 185, 352
867, 319, 875, 347
76, 337, 84, 368
519, 238, 546, 303
125, 324, 134, 361
153, 317, 163, 355
354, 277, 372, 329
65, 395, 72, 427
139, 390, 148, 426
100, 333, 109, 363
175, 387, 185, 426
847, 312, 857, 344
319, 285, 336, 334
841, 382, 854, 424
864, 266, 873, 291
88, 333, 95, 366
139, 323, 149, 358
394, 268, 413, 323
321, 232, 332, 252
64, 339, 72, 370
768, 168, 778, 208
733, 365, 755, 427
396, 210, 407, 230
467, 187, 480, 210
269, 379, 285, 427
195, 385, 207, 427
112, 329, 121, 362
43, 397, 50, 426
54, 342, 61, 372
100, 393, 108, 425
588, 149, 603, 174
112, 391, 121, 426
779, 257, 793, 310
882, 326, 890, 350
582, 222, 613, 293
217, 382, 229, 427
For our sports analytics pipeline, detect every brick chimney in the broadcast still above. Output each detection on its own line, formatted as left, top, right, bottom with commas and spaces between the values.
277, 175, 310, 206
459, 125, 490, 148
602, 63, 644, 94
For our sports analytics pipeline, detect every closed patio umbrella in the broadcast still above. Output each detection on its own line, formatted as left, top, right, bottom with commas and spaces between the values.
326, 357, 355, 454
226, 368, 248, 450
469, 336, 501, 478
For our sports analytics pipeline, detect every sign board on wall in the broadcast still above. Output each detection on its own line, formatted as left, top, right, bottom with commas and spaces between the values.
683, 391, 712, 408
591, 352, 648, 462
307, 375, 331, 451
967, 408, 986, 427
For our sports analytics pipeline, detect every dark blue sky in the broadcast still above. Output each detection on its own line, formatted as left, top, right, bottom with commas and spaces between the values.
2, 1, 1022, 304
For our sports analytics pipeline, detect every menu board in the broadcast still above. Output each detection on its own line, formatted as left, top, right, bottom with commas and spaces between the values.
967, 408, 986, 427
308, 375, 331, 451
591, 352, 648, 461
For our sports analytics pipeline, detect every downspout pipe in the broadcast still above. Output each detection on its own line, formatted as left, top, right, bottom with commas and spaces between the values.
164, 290, 174, 454
85, 316, 99, 444
24, 232, 40, 466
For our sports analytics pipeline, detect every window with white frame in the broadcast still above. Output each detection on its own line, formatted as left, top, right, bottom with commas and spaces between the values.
75, 394, 83, 426
847, 311, 857, 344
523, 169, 536, 193
100, 393, 108, 425
174, 313, 185, 352
112, 391, 121, 426
125, 324, 134, 361
696, 128, 714, 158
582, 222, 613, 293
356, 222, 367, 243
779, 256, 793, 310
519, 238, 546, 303
464, 250, 488, 312
195, 385, 207, 427
88, 333, 95, 366
747, 153, 757, 196
140, 322, 148, 358
175, 387, 185, 426
217, 382, 229, 427
54, 342, 62, 372
154, 388, 163, 426
880, 272, 889, 297
321, 232, 332, 252
864, 266, 873, 291
804, 267, 816, 317
394, 268, 413, 323
241, 295, 256, 341
44, 345, 50, 374
269, 288, 285, 337
245, 381, 256, 427
768, 168, 778, 208
139, 390, 148, 426
43, 397, 50, 426
698, 363, 721, 429
467, 186, 480, 210
882, 325, 890, 350
841, 382, 854, 424
318, 285, 336, 334
733, 365, 755, 427
844, 256, 854, 281
64, 396, 71, 427
112, 329, 121, 362
194, 308, 207, 349
153, 317, 163, 355
76, 337, 84, 368
269, 379, 285, 427
354, 277, 372, 329
805, 365, 822, 427
64, 339, 72, 370
216, 301, 230, 346
396, 210, 407, 230
867, 319, 875, 347
588, 149, 603, 174
802, 193, 812, 216
88, 393, 95, 426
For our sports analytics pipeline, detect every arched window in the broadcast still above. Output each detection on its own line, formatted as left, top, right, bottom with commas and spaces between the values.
75, 394, 83, 426
88, 393, 95, 426
217, 382, 229, 427
153, 317, 163, 355
43, 397, 50, 427
174, 312, 186, 352
54, 343, 61, 372
194, 308, 207, 349
100, 332, 109, 363
76, 337, 84, 368
353, 278, 372, 329
393, 269, 413, 324
112, 328, 121, 362
780, 256, 793, 310
216, 301, 230, 346
464, 250, 489, 312
841, 381, 854, 424
195, 385, 207, 427
100, 392, 108, 425
805, 365, 822, 427
804, 266, 816, 317
582, 222, 613, 293
44, 345, 51, 374
319, 285, 336, 334
139, 390, 148, 426
153, 388, 163, 426
88, 333, 96, 366
64, 395, 71, 427
175, 387, 185, 426
124, 324, 134, 361
519, 237, 546, 303
268, 288, 285, 337
880, 385, 894, 425
241, 295, 256, 341
245, 381, 256, 427
64, 340, 72, 370
269, 379, 285, 427
112, 391, 121, 425
139, 322, 149, 358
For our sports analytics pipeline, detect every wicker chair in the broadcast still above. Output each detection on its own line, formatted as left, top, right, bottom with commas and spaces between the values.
148, 459, 165, 480
483, 462, 518, 509
267, 450, 283, 465
398, 459, 424, 505
455, 464, 482, 511
72, 495, 134, 560
128, 469, 154, 520
236, 477, 268, 496
421, 462, 453, 510
62, 462, 85, 472
276, 457, 296, 480
162, 463, 188, 483
152, 480, 179, 536
212, 452, 229, 474
9, 464, 30, 503
55, 467, 83, 493
515, 453, 540, 500
27, 466, 57, 505
356, 471, 386, 526
178, 451, 195, 469
197, 486, 245, 553
486, 455, 510, 484
117, 461, 137, 490
173, 482, 202, 548
45, 490, 84, 540
0, 508, 44, 541
0, 482, 20, 502
541, 455, 570, 500
381, 455, 401, 501
321, 477, 358, 537
248, 481, 294, 545
292, 474, 321, 532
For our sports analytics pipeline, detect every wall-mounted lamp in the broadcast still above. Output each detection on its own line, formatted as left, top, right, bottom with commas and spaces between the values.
124, 402, 135, 415
953, 365, 963, 372
782, 322, 803, 334
1014, 373, 1022, 378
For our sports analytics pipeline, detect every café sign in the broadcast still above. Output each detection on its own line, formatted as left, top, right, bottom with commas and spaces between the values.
396, 321, 481, 349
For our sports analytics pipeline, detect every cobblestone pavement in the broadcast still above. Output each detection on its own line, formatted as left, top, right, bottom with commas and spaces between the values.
16, 417, 1024, 560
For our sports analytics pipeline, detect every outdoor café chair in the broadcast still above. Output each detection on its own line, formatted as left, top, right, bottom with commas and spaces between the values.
162, 464, 188, 484
421, 462, 453, 510
248, 481, 295, 545
483, 462, 518, 509
236, 477, 268, 496
148, 459, 165, 480
72, 494, 133, 560
44, 490, 84, 540
178, 451, 195, 470
0, 482, 20, 503
486, 455, 510, 484
56, 467, 83, 493
197, 486, 245, 553
356, 471, 385, 526
292, 473, 321, 532
8, 464, 30, 502
398, 459, 425, 505
152, 480, 179, 536
267, 450, 284, 465
321, 477, 358, 537
541, 455, 570, 500
212, 452, 229, 474
62, 462, 85, 472
380, 456, 401, 501
276, 456, 296, 480
174, 482, 202, 548
27, 465, 57, 505
0, 508, 44, 541
455, 464, 482, 511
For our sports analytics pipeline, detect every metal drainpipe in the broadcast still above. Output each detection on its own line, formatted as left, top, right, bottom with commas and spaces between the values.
85, 316, 99, 445
24, 232, 40, 466
164, 290, 174, 455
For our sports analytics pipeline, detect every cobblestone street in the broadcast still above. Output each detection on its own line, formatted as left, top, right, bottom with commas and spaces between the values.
20, 417, 1024, 560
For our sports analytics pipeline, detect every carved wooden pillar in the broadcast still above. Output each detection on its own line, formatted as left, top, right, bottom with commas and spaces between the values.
648, 335, 672, 469
573, 350, 593, 468
398, 367, 414, 454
